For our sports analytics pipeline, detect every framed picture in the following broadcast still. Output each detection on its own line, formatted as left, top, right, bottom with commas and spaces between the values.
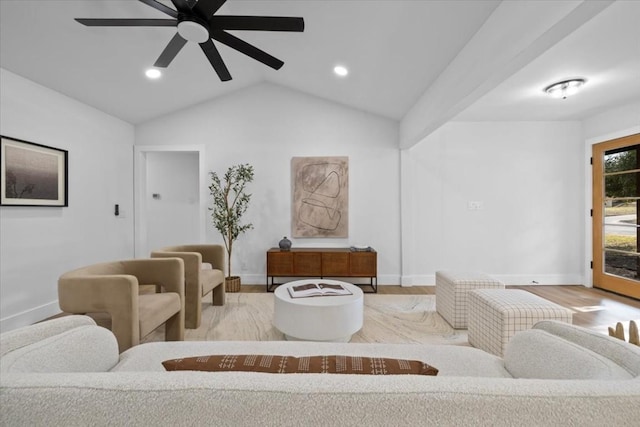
1, 135, 68, 207
291, 156, 348, 238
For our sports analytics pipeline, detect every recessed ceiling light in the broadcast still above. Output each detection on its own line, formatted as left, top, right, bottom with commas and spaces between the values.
544, 78, 586, 99
334, 65, 349, 77
145, 68, 162, 79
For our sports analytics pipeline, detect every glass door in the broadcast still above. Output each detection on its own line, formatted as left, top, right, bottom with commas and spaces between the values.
592, 133, 640, 299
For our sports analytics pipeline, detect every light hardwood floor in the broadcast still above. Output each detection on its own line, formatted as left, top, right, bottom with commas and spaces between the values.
242, 284, 640, 330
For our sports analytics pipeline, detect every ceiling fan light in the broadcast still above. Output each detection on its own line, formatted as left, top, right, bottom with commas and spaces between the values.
544, 78, 586, 99
177, 20, 210, 43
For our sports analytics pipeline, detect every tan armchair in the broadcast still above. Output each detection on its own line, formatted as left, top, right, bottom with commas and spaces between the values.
58, 258, 185, 352
151, 245, 225, 329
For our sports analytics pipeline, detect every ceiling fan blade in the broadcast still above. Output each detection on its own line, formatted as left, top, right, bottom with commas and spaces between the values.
210, 16, 304, 32
212, 31, 284, 70
170, 0, 192, 14
154, 33, 188, 68
75, 18, 177, 27
200, 39, 232, 81
138, 0, 178, 18
193, 0, 227, 19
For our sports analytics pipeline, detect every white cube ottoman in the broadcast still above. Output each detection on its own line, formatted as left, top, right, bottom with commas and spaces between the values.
468, 289, 573, 356
435, 271, 504, 329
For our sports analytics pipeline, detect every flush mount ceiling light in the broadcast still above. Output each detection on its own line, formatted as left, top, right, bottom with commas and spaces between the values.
334, 65, 349, 77
544, 78, 586, 99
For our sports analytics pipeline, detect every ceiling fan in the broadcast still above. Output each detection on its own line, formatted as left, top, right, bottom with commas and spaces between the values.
75, 0, 305, 81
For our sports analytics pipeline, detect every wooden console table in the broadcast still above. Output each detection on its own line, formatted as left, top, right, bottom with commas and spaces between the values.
266, 248, 377, 293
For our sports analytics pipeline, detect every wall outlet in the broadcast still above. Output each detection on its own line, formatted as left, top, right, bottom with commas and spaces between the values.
467, 201, 483, 210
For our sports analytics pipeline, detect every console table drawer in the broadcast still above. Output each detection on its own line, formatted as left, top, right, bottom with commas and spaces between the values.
350, 252, 377, 276
322, 252, 350, 276
293, 253, 322, 276
267, 252, 294, 276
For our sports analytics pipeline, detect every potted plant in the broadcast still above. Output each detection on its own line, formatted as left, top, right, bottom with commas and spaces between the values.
208, 163, 254, 292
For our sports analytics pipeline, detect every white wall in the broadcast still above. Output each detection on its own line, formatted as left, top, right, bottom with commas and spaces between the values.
401, 121, 584, 285
582, 101, 640, 287
135, 83, 401, 284
144, 151, 200, 252
0, 69, 135, 332
583, 101, 640, 142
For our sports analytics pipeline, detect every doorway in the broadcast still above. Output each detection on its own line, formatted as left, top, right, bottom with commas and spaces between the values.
592, 133, 640, 299
134, 146, 206, 258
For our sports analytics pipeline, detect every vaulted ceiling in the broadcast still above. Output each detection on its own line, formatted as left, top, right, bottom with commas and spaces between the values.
1, 0, 639, 146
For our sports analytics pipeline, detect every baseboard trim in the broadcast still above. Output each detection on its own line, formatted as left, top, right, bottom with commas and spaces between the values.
255, 273, 584, 287
402, 275, 435, 286
493, 274, 584, 286
401, 274, 583, 287
0, 300, 61, 333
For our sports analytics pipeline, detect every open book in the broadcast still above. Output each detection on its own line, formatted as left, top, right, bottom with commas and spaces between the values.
287, 282, 353, 298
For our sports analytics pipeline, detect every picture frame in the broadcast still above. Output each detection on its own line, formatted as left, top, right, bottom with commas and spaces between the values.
291, 156, 348, 238
1, 135, 68, 207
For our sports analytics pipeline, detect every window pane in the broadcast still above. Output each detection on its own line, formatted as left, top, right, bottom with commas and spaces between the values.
604, 250, 640, 280
603, 192, 639, 281
605, 171, 639, 199
604, 234, 637, 252
604, 199, 638, 218
604, 145, 639, 173
604, 198, 637, 251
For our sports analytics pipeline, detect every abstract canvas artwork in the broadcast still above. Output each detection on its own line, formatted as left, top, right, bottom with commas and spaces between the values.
292, 156, 348, 238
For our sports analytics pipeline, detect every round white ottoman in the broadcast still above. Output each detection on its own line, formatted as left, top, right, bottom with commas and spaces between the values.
273, 279, 364, 342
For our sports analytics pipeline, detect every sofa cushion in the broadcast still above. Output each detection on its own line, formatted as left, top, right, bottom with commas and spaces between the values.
504, 329, 634, 380
162, 354, 439, 375
0, 315, 96, 358
0, 325, 119, 373
533, 320, 640, 376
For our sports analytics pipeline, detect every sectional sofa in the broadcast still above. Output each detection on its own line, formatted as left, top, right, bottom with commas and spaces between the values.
1, 315, 639, 426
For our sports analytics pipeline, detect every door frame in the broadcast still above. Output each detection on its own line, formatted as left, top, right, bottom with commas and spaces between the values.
134, 145, 206, 258
592, 133, 640, 299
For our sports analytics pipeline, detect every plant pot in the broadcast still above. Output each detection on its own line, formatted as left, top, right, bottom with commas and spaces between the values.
225, 276, 241, 293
